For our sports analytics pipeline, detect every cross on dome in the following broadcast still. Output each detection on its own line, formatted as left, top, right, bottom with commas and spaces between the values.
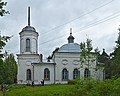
70, 28, 72, 35
68, 28, 74, 43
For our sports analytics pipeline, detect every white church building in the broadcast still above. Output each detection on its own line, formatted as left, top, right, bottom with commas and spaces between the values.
17, 7, 104, 85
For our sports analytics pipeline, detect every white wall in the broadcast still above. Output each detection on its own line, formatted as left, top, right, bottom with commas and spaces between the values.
17, 54, 39, 84
54, 52, 80, 83
34, 63, 55, 85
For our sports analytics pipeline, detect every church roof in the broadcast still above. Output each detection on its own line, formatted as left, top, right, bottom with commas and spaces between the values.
58, 43, 81, 52
58, 28, 81, 53
22, 25, 36, 32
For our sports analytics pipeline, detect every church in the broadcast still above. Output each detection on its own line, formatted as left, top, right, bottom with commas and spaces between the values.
17, 7, 104, 85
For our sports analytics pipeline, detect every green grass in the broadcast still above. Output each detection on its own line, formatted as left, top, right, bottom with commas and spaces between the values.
3, 84, 74, 96
1, 78, 120, 96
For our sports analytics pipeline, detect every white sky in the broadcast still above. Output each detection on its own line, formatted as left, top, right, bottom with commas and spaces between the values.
0, 0, 120, 59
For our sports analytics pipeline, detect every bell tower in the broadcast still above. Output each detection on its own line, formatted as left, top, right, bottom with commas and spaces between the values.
19, 7, 39, 54
17, 7, 39, 84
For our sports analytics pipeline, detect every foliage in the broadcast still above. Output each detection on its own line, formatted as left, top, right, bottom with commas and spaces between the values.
0, 0, 14, 86
0, 12, 12, 83
0, 58, 3, 81
0, 0, 10, 54
0, 0, 9, 16
80, 38, 93, 64
68, 79, 80, 85
0, 54, 17, 84
80, 38, 95, 78
110, 30, 120, 77
0, 36, 11, 53
0, 0, 10, 56
69, 78, 120, 96
98, 49, 111, 79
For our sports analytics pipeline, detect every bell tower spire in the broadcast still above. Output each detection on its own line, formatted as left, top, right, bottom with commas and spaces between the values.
28, 6, 30, 26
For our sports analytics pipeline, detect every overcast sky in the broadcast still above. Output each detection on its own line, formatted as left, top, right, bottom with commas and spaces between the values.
0, 0, 120, 59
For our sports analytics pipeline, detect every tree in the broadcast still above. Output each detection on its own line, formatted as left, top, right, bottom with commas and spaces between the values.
0, 3, 12, 83
0, 0, 10, 55
0, 34, 11, 76
0, 35, 11, 53
0, 0, 9, 16
98, 49, 111, 79
110, 29, 120, 77
0, 54, 17, 84
80, 38, 93, 77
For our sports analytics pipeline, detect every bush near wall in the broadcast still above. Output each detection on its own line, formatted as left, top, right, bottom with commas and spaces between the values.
69, 77, 120, 96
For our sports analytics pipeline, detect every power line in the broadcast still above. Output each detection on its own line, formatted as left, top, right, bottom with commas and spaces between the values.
39, 10, 120, 45
75, 13, 120, 33
40, 0, 115, 36
75, 11, 120, 31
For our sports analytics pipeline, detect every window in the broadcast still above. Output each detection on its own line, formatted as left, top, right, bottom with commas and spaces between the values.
62, 68, 69, 80
26, 38, 30, 52
73, 69, 80, 79
44, 68, 50, 80
27, 69, 31, 80
84, 68, 90, 77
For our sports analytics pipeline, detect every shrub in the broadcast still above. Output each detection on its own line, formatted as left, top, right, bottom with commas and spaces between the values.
68, 79, 79, 85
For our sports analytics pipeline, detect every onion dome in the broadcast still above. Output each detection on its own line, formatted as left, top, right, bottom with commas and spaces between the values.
58, 28, 81, 52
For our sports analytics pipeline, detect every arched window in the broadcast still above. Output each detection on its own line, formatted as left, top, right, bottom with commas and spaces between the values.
26, 38, 30, 52
62, 68, 69, 80
84, 68, 90, 78
73, 69, 80, 79
44, 68, 50, 80
27, 69, 31, 80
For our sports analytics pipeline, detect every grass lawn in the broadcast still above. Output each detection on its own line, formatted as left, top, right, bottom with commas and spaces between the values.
1, 78, 120, 96
1, 84, 74, 96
